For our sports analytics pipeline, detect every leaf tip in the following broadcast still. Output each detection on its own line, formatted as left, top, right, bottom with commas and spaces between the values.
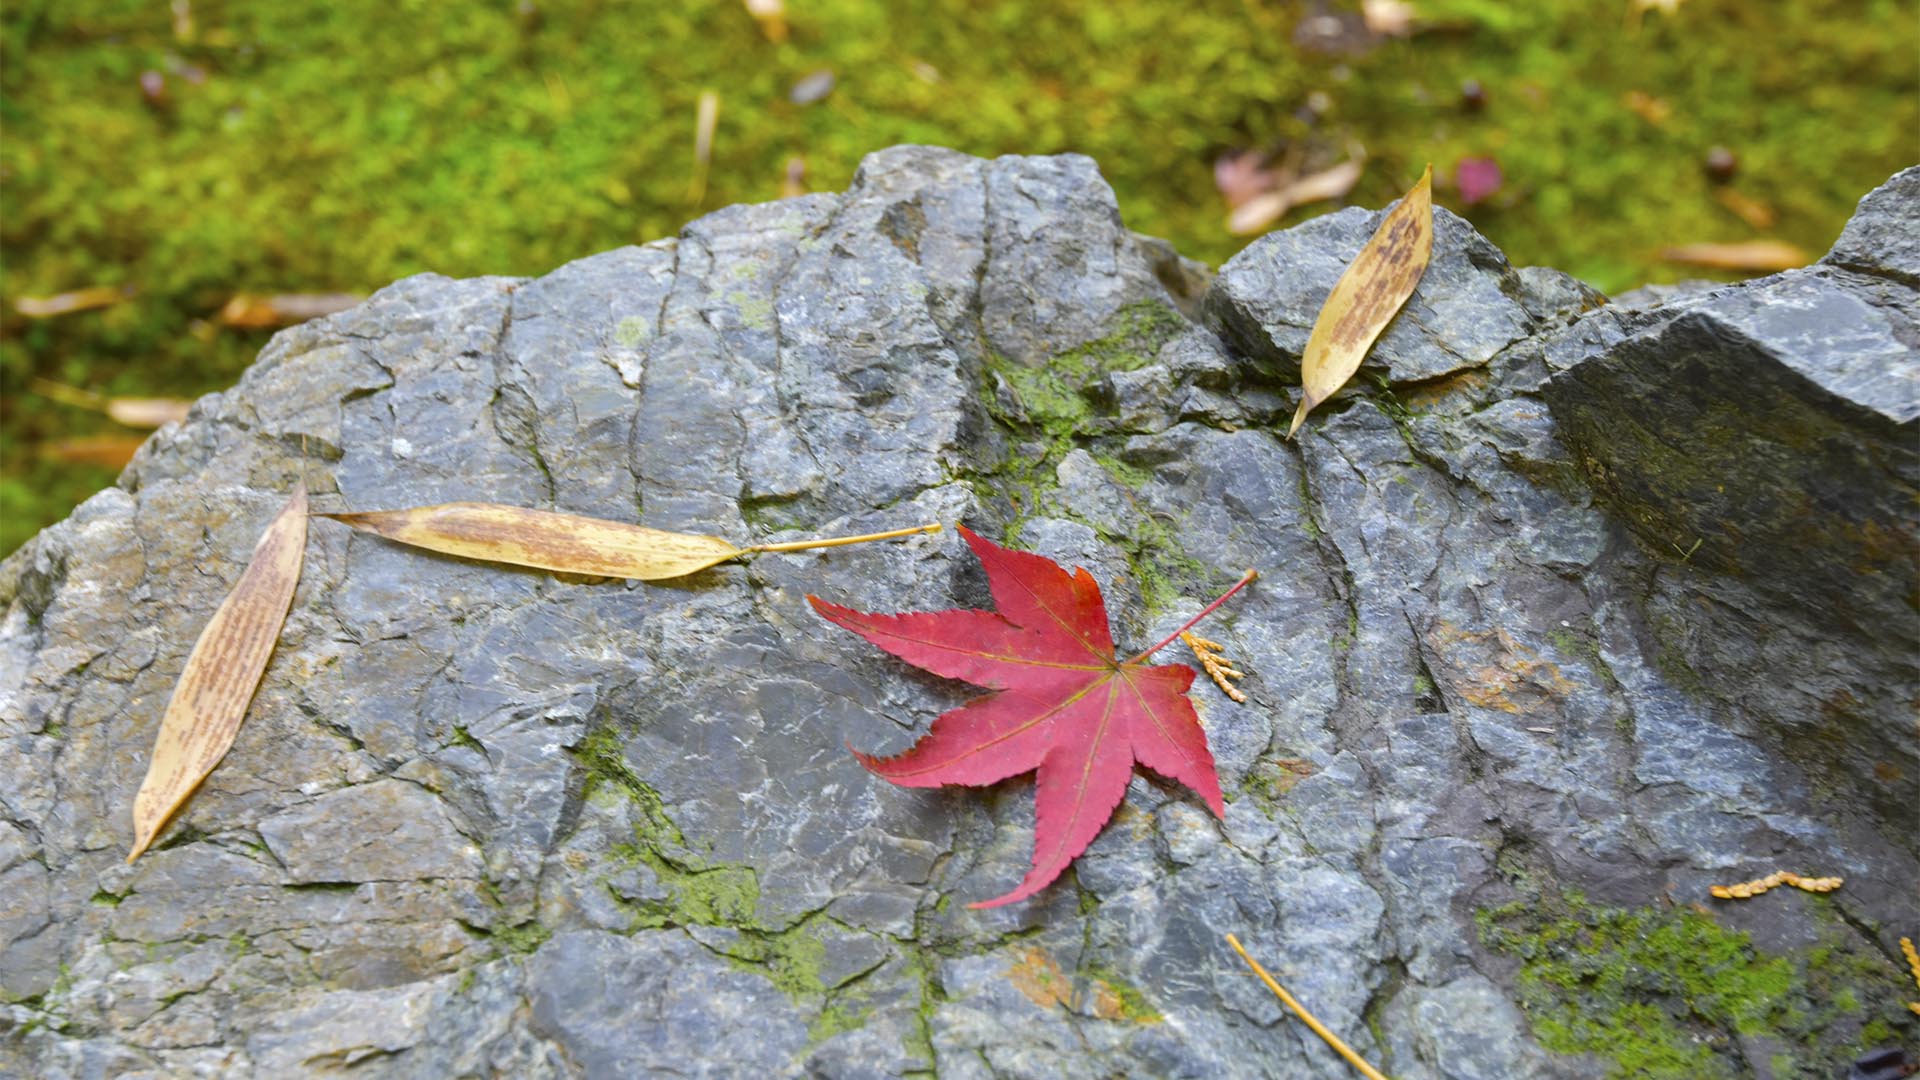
1286, 398, 1311, 439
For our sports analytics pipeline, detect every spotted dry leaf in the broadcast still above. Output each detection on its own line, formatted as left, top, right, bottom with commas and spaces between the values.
129, 484, 308, 862
1288, 165, 1433, 439
322, 502, 939, 580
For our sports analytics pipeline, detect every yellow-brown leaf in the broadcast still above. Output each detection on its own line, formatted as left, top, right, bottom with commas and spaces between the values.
41, 435, 147, 469
322, 502, 744, 580
1659, 240, 1807, 272
29, 378, 191, 429
1289, 165, 1434, 439
104, 397, 193, 428
129, 484, 308, 862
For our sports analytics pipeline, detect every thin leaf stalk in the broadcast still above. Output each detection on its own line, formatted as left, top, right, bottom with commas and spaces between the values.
1126, 569, 1258, 665
745, 522, 941, 554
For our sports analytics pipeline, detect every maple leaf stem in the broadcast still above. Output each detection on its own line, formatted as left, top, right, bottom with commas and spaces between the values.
1125, 569, 1259, 665
746, 522, 942, 554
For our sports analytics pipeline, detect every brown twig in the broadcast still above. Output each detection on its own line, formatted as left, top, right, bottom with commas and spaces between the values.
1225, 934, 1389, 1080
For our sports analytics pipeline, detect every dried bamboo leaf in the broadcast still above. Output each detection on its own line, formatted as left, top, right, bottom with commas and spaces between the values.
14, 284, 133, 318
41, 435, 147, 469
1288, 165, 1434, 439
216, 292, 362, 329
323, 503, 943, 580
322, 502, 745, 580
129, 484, 308, 862
1659, 240, 1807, 272
104, 397, 193, 428
30, 378, 191, 429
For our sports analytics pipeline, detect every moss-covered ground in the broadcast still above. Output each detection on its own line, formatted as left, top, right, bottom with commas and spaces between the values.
2, 0, 1913, 552
1479, 889, 1918, 1078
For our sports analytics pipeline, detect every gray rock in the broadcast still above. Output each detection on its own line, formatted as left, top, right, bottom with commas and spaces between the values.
2, 149, 1914, 1078
1822, 164, 1920, 283
1543, 255, 1920, 818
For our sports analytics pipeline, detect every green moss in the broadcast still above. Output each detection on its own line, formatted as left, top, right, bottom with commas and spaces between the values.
704, 914, 891, 1050
667, 864, 762, 927
989, 299, 1186, 438
717, 918, 829, 998
1643, 608, 1710, 699
5, 1, 1915, 553
578, 722, 766, 929
1479, 889, 1915, 1078
491, 919, 554, 955
809, 1002, 870, 1042
447, 724, 486, 755
970, 300, 1224, 614
1083, 964, 1164, 1023
574, 725, 685, 842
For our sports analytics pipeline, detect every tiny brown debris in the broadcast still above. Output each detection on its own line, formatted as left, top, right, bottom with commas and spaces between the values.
130, 484, 309, 861
1182, 632, 1248, 702
1708, 870, 1842, 900
1621, 89, 1672, 124
1269, 757, 1317, 797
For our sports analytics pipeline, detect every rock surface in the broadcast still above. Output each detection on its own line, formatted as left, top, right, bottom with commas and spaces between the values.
2, 149, 1915, 1079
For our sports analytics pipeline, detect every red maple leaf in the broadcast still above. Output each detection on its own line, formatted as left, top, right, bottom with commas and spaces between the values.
809, 526, 1257, 908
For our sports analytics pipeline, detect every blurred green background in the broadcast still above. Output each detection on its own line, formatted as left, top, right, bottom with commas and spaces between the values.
3, 0, 1915, 555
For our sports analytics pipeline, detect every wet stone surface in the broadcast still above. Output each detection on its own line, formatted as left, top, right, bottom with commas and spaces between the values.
3, 150, 1915, 1078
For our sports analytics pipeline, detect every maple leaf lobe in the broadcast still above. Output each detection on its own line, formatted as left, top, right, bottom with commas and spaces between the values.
809, 525, 1226, 908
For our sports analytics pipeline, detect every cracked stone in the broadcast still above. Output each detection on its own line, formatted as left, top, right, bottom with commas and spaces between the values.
2, 149, 1914, 1079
